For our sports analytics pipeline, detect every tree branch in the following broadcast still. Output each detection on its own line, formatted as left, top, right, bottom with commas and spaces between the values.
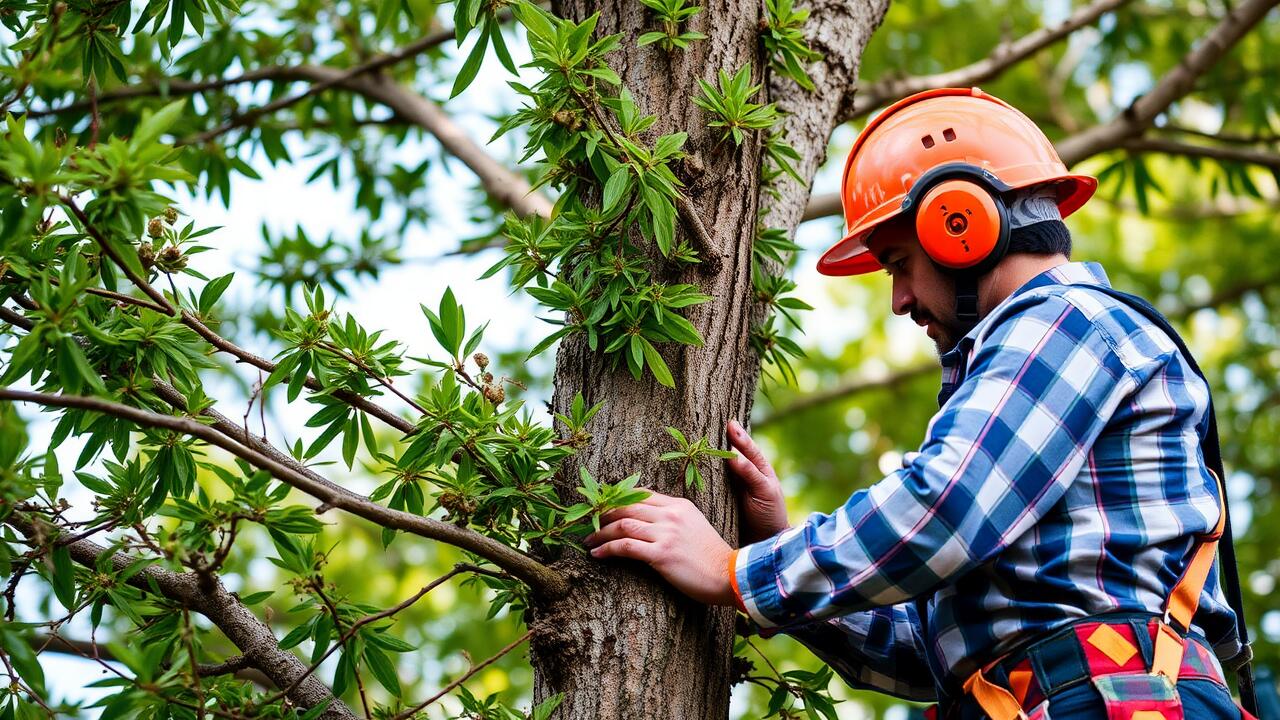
1164, 124, 1280, 146
1118, 136, 1280, 171
805, 0, 1278, 223
282, 68, 554, 219
178, 309, 419, 436
30, 634, 271, 686
261, 563, 492, 709
27, 15, 552, 222
21, 22, 458, 119
178, 22, 464, 146
839, 0, 1132, 123
0, 388, 570, 597
1055, 0, 1280, 165
54, 197, 420, 436
754, 363, 936, 428
5, 514, 357, 720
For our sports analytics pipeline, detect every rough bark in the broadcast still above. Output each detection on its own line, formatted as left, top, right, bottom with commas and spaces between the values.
531, 0, 888, 717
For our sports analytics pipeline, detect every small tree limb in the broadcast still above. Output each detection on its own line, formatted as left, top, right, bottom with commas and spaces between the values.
840, 0, 1132, 122
21, 21, 460, 119
1118, 137, 1280, 171
5, 514, 357, 720
391, 629, 533, 720
0, 388, 570, 597
53, 198, 421, 436
29, 635, 270, 686
1056, 0, 1280, 165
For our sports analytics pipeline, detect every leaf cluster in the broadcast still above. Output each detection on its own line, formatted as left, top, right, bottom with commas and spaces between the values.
658, 426, 734, 490
485, 5, 714, 387
637, 0, 706, 51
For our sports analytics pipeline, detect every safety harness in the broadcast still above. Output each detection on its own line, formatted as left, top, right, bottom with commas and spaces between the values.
951, 287, 1258, 719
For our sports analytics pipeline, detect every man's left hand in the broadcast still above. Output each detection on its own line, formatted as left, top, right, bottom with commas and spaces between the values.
585, 492, 737, 607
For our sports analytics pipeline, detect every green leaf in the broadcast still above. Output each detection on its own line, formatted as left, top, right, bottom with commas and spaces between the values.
664, 426, 688, 446
642, 185, 676, 256
1, 629, 45, 696
199, 272, 235, 312
364, 646, 402, 695
637, 31, 668, 46
638, 337, 674, 388
287, 352, 312, 402
131, 99, 187, 149
451, 23, 491, 98
239, 590, 274, 605
602, 168, 632, 213
342, 415, 359, 468
279, 622, 312, 650
527, 326, 573, 360
532, 694, 565, 720
50, 544, 76, 610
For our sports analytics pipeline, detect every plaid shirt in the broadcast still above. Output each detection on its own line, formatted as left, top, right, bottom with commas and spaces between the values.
731, 261, 1241, 700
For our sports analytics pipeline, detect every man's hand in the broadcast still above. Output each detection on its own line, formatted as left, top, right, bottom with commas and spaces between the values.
585, 492, 736, 607
726, 420, 789, 544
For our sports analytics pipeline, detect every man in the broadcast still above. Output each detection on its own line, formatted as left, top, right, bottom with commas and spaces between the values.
586, 88, 1255, 719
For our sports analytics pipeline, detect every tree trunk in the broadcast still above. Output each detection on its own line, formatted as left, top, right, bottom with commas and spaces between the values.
531, 0, 888, 716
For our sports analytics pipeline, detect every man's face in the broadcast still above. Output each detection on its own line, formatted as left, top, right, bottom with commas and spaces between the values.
865, 215, 966, 355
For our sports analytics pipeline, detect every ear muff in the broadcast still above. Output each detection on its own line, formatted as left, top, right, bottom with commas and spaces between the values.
915, 179, 1006, 271
902, 163, 1012, 277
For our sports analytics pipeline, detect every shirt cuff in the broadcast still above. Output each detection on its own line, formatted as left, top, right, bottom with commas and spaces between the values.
731, 537, 790, 637
727, 548, 746, 613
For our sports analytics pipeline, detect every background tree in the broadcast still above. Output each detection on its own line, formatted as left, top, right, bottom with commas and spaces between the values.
2, 0, 1279, 718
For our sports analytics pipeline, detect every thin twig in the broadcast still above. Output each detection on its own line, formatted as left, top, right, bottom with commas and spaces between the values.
312, 582, 373, 719
391, 629, 534, 720
179, 24, 458, 147
263, 564, 485, 706
316, 341, 429, 415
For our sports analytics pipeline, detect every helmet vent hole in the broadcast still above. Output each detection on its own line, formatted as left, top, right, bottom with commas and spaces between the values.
943, 128, 957, 142
921, 135, 935, 149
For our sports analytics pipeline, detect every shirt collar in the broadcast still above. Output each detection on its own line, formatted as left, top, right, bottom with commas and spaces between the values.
937, 260, 1110, 373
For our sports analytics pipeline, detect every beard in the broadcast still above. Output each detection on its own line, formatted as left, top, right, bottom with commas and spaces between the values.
913, 309, 965, 357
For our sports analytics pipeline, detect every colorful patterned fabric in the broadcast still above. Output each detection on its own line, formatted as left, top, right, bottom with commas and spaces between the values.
944, 616, 1241, 719
731, 262, 1242, 700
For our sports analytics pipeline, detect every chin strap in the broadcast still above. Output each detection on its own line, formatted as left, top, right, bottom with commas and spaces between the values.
955, 273, 981, 324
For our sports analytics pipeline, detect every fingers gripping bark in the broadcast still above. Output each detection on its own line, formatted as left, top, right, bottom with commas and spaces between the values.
586, 493, 736, 607
725, 421, 790, 544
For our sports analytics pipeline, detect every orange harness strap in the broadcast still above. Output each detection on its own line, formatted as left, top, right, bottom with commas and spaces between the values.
1151, 469, 1227, 680
965, 469, 1226, 717
962, 670, 1027, 720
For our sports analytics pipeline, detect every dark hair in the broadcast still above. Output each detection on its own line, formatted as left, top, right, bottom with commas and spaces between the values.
1008, 219, 1071, 258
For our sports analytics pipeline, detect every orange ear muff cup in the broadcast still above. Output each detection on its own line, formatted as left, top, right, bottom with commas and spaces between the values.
915, 179, 1003, 270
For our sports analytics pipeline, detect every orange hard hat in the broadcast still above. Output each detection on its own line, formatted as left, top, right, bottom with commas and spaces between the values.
817, 87, 1097, 276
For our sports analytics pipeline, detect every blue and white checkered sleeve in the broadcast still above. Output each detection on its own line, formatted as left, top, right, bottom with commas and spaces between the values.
782, 603, 936, 701
732, 292, 1134, 633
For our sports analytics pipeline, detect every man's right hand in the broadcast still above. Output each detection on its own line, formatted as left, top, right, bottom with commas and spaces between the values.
726, 420, 789, 545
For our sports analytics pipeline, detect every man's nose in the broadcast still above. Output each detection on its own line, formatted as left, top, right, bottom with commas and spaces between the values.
891, 279, 914, 316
